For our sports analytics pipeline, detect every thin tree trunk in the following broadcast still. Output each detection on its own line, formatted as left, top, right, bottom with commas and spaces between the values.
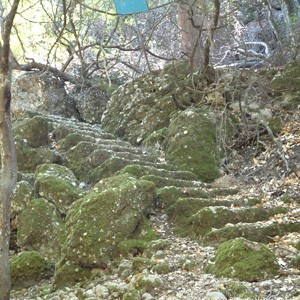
0, 1, 20, 299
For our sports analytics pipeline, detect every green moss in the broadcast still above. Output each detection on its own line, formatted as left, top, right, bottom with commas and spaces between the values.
53, 260, 92, 290
129, 273, 163, 292
35, 164, 81, 213
17, 198, 63, 259
295, 240, 300, 251
204, 222, 300, 245
188, 206, 288, 237
142, 127, 167, 153
119, 240, 149, 256
60, 133, 96, 150
10, 251, 51, 289
132, 257, 153, 273
62, 174, 155, 267
156, 186, 210, 209
66, 141, 97, 179
268, 117, 283, 136
207, 238, 279, 282
291, 254, 300, 268
15, 137, 62, 172
152, 262, 173, 274
11, 181, 34, 216
13, 116, 49, 148
122, 289, 141, 300
221, 282, 255, 299
165, 108, 220, 182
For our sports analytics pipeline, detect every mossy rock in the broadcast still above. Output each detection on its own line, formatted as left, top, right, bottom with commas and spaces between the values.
59, 133, 96, 151
10, 251, 51, 290
129, 273, 164, 292
167, 197, 263, 227
188, 206, 287, 237
119, 219, 158, 257
271, 61, 300, 92
221, 282, 256, 299
132, 257, 154, 273
206, 237, 279, 282
291, 253, 300, 269
11, 181, 34, 217
142, 127, 167, 153
15, 137, 62, 172
13, 116, 49, 148
65, 141, 98, 179
17, 198, 63, 259
122, 289, 141, 300
88, 157, 176, 184
164, 108, 220, 182
156, 186, 209, 209
204, 222, 300, 245
119, 164, 197, 181
61, 174, 155, 268
53, 260, 92, 290
35, 164, 82, 213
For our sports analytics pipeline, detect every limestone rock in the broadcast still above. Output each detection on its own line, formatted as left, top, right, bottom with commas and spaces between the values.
35, 164, 81, 213
17, 198, 63, 259
11, 181, 34, 217
53, 261, 92, 290
70, 86, 109, 124
12, 72, 76, 118
60, 174, 155, 270
10, 251, 51, 289
164, 108, 220, 182
15, 136, 62, 172
206, 237, 280, 281
13, 116, 49, 148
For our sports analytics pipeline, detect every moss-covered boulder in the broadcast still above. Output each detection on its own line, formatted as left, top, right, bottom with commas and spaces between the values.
15, 137, 62, 172
70, 86, 109, 124
61, 174, 155, 269
10, 251, 51, 289
101, 65, 180, 145
204, 222, 300, 245
65, 141, 98, 179
164, 108, 220, 182
129, 273, 164, 293
271, 61, 300, 93
13, 116, 49, 148
11, 181, 34, 217
12, 72, 76, 118
17, 198, 63, 259
53, 260, 92, 290
35, 164, 82, 213
207, 238, 279, 282
188, 206, 287, 237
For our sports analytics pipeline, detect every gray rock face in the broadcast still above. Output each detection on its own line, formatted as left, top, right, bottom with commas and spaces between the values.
12, 71, 77, 118
71, 86, 109, 124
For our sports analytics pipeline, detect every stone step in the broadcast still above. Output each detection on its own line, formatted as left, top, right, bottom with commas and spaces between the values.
187, 206, 288, 237
58, 133, 133, 151
139, 175, 208, 189
167, 197, 263, 224
156, 186, 239, 209
203, 221, 300, 245
118, 164, 198, 181
87, 158, 181, 184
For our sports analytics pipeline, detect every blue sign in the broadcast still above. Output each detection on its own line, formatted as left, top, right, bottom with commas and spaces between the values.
114, 0, 149, 15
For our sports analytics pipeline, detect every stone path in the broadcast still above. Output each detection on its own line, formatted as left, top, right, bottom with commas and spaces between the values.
11, 114, 300, 300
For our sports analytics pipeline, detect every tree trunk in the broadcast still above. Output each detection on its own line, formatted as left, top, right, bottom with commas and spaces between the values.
0, 1, 20, 299
178, 0, 205, 69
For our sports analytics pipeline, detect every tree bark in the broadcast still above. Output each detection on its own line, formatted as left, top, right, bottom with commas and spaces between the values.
178, 0, 205, 69
0, 1, 20, 299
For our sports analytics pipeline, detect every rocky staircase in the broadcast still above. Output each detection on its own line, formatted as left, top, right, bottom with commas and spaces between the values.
34, 114, 300, 247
